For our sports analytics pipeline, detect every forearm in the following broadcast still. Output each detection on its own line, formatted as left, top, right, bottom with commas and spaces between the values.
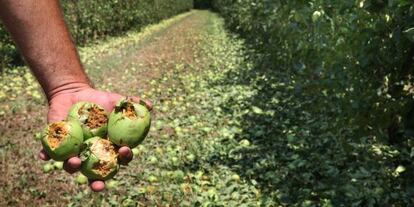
0, 0, 90, 101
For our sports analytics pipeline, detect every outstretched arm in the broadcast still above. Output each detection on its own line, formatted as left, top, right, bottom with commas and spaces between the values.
0, 0, 90, 101
0, 0, 151, 192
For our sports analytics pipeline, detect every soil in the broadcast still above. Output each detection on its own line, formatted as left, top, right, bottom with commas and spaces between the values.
47, 122, 68, 149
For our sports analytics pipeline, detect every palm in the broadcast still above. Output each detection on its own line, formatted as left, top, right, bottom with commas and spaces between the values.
47, 88, 123, 123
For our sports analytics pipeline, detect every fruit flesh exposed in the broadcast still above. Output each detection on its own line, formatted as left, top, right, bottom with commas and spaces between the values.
47, 122, 68, 149
122, 102, 137, 119
90, 139, 117, 176
80, 105, 108, 129
41, 120, 84, 161
68, 102, 108, 139
81, 137, 118, 180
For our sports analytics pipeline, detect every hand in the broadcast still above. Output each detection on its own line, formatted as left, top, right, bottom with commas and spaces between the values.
39, 86, 152, 192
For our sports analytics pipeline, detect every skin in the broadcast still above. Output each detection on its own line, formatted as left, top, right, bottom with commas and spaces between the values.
0, 0, 152, 191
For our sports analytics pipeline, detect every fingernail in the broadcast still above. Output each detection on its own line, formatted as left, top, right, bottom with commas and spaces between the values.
63, 157, 82, 174
119, 146, 133, 165
39, 149, 51, 161
67, 157, 82, 169
90, 180, 105, 192
119, 146, 132, 157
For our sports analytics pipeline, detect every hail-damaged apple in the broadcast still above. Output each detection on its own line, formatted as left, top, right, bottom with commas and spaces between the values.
41, 120, 84, 161
80, 137, 119, 180
67, 102, 108, 139
108, 98, 151, 148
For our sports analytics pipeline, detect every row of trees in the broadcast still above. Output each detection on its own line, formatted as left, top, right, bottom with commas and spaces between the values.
0, 0, 193, 69
211, 0, 414, 150
207, 0, 414, 205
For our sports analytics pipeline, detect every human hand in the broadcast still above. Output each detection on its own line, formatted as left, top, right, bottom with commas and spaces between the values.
38, 86, 152, 191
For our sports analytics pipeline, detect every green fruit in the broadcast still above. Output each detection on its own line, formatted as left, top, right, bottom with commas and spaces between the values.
231, 174, 240, 182
76, 174, 88, 185
186, 153, 196, 162
80, 137, 119, 180
67, 102, 108, 139
43, 163, 53, 173
53, 161, 64, 170
137, 187, 146, 194
132, 148, 140, 156
171, 156, 179, 166
108, 99, 151, 148
312, 11, 322, 22
34, 132, 42, 140
148, 156, 158, 164
239, 139, 250, 147
106, 180, 118, 189
41, 121, 84, 161
147, 175, 158, 183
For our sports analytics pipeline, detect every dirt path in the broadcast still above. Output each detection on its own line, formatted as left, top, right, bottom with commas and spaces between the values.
88, 11, 205, 95
0, 10, 211, 206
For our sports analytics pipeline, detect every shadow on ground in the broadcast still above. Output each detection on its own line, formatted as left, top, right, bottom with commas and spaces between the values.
206, 43, 414, 205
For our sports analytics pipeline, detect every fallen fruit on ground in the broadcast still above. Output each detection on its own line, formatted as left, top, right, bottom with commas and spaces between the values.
108, 98, 151, 148
76, 174, 88, 185
53, 161, 64, 170
132, 148, 140, 156
41, 120, 84, 161
68, 102, 108, 139
43, 163, 53, 173
106, 180, 118, 189
80, 137, 119, 180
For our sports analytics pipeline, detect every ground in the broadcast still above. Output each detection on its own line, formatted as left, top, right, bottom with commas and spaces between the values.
2, 8, 410, 207
0, 10, 262, 206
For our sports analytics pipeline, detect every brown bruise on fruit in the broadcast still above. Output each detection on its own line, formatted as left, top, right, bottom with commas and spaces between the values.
47, 122, 69, 150
122, 101, 137, 119
78, 105, 108, 129
90, 139, 117, 176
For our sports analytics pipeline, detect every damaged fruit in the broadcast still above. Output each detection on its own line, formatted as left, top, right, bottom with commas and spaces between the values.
108, 99, 151, 148
41, 120, 84, 161
68, 102, 108, 139
80, 137, 119, 180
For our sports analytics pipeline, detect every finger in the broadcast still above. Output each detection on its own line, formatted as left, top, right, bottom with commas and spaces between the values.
38, 149, 51, 161
105, 93, 124, 112
129, 96, 140, 104
143, 100, 153, 111
118, 146, 133, 165
130, 97, 153, 111
63, 157, 82, 174
90, 180, 105, 192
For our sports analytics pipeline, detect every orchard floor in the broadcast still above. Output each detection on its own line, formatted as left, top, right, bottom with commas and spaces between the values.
0, 10, 261, 206
2, 9, 410, 207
